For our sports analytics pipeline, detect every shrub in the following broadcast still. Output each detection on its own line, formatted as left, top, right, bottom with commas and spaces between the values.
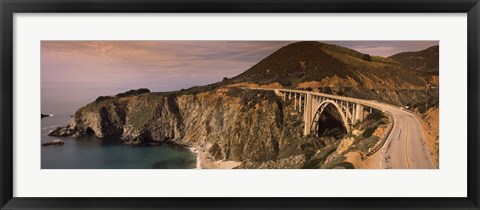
364, 110, 384, 121
362, 126, 377, 138
116, 88, 150, 98
361, 54, 372, 61
95, 96, 114, 103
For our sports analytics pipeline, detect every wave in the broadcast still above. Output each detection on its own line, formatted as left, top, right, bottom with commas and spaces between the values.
189, 147, 202, 169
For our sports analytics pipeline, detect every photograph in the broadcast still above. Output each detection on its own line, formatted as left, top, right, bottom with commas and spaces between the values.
41, 40, 439, 169
2, 0, 477, 208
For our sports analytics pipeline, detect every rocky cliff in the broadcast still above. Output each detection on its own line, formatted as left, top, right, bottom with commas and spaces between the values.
50, 87, 390, 169
53, 88, 293, 163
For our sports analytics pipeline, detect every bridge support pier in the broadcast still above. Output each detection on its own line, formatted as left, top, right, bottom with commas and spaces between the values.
304, 93, 313, 136
294, 93, 297, 110
355, 104, 364, 124
299, 95, 302, 112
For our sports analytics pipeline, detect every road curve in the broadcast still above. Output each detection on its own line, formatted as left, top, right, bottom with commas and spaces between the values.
252, 88, 437, 169
358, 100, 437, 169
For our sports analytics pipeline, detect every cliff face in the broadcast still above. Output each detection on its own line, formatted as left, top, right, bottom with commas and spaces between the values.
175, 88, 284, 162
67, 88, 293, 163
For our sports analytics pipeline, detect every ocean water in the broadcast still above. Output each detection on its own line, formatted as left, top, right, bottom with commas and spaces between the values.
41, 83, 197, 169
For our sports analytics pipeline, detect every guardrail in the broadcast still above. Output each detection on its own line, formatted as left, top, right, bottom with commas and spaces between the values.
366, 113, 394, 156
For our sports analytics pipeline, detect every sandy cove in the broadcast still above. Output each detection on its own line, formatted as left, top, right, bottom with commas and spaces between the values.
190, 146, 241, 169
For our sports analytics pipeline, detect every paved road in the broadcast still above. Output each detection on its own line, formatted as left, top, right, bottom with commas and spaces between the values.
365, 102, 437, 169
339, 99, 437, 169
254, 88, 437, 169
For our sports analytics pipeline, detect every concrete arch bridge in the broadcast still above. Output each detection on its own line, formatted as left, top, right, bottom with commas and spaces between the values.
274, 89, 375, 136
256, 88, 437, 169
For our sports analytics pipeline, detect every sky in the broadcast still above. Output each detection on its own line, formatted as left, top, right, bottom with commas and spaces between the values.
41, 41, 438, 92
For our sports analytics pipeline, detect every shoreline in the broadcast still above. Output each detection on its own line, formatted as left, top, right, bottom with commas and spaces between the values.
189, 146, 241, 169
46, 113, 239, 170
188, 147, 202, 169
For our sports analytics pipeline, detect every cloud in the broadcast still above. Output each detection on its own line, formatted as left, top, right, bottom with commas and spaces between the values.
41, 41, 291, 90
352, 45, 397, 55
41, 40, 437, 91
322, 41, 438, 57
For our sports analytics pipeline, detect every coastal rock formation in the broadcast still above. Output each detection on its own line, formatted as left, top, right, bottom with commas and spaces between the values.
57, 88, 288, 163
49, 125, 75, 136
42, 139, 64, 146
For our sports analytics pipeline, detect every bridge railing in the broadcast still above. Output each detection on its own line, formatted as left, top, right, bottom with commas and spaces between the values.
277, 88, 361, 104
276, 89, 377, 113
366, 113, 394, 156
281, 89, 405, 114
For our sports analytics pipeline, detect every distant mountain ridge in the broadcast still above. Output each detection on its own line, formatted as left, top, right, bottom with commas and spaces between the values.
388, 45, 439, 73
220, 41, 438, 110
228, 41, 426, 90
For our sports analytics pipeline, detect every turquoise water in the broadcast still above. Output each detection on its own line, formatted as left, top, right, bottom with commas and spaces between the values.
41, 115, 197, 169
41, 83, 197, 169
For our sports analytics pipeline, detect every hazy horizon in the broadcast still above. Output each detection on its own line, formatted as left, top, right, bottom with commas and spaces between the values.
41, 40, 438, 92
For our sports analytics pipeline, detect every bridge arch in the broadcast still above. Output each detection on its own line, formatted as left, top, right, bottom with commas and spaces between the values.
310, 100, 350, 137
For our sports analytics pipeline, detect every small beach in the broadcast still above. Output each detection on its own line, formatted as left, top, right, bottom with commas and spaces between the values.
191, 146, 241, 169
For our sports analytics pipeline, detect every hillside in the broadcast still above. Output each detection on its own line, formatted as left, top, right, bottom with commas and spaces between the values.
224, 41, 436, 109
388, 45, 439, 73
228, 41, 425, 90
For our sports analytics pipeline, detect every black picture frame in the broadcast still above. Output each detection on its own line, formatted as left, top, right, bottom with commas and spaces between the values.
1, 0, 479, 209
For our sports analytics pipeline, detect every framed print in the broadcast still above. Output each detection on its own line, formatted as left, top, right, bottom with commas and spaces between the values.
1, 0, 479, 209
